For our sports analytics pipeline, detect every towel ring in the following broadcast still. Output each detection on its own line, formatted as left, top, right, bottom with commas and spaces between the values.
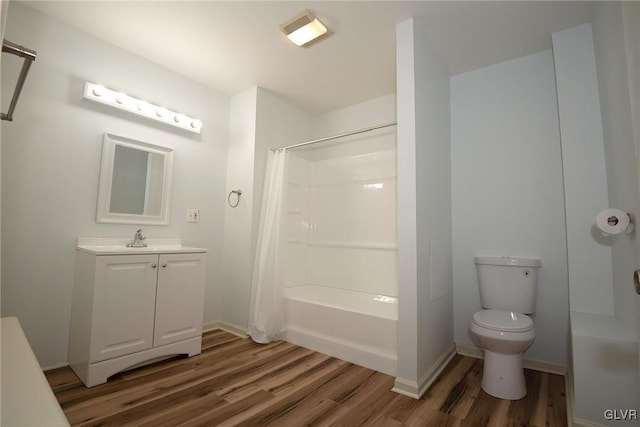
228, 189, 242, 208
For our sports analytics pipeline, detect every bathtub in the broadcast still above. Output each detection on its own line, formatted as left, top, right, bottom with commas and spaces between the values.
283, 284, 398, 376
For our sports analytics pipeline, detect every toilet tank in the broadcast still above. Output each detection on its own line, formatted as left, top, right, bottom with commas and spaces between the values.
475, 256, 541, 314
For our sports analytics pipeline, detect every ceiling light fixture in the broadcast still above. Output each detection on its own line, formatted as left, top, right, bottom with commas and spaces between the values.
83, 82, 202, 133
281, 10, 329, 47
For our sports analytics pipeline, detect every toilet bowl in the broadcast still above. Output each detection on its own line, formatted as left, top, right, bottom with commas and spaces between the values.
470, 309, 535, 400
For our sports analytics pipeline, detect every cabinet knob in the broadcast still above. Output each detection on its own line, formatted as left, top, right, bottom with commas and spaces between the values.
151, 264, 157, 268
162, 263, 167, 268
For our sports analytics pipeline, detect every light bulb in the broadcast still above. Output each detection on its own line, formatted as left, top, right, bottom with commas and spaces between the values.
115, 93, 127, 104
92, 85, 106, 97
83, 81, 201, 133
137, 101, 151, 113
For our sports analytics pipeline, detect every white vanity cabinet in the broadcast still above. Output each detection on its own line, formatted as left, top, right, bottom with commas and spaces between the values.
68, 238, 206, 387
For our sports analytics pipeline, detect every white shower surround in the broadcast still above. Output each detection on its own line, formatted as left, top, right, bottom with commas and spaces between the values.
284, 131, 398, 374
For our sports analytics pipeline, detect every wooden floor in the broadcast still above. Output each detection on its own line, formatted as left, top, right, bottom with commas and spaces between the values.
46, 330, 567, 426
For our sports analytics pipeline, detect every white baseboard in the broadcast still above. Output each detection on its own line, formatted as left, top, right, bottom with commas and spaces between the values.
566, 365, 576, 426
43, 362, 70, 372
392, 377, 422, 399
455, 342, 568, 375
523, 357, 567, 376
392, 344, 457, 399
203, 321, 248, 338
455, 343, 483, 359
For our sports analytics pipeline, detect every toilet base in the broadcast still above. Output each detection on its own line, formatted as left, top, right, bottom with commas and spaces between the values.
481, 349, 527, 400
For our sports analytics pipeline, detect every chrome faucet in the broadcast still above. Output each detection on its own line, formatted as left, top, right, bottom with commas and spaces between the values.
126, 229, 148, 248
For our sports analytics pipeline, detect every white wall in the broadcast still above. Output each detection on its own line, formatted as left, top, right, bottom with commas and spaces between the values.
554, 18, 639, 425
0, 0, 8, 311
395, 17, 453, 398
221, 87, 310, 331
0, 3, 230, 368
220, 88, 258, 330
621, 0, 640, 341
312, 94, 396, 138
565, 6, 639, 424
553, 24, 614, 318
592, 1, 640, 339
451, 50, 569, 365
254, 88, 312, 263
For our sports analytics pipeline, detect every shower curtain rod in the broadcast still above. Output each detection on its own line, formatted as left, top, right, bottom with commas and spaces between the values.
1, 39, 37, 122
271, 121, 397, 152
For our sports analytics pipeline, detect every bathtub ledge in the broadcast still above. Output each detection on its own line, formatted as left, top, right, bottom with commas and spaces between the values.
570, 310, 637, 341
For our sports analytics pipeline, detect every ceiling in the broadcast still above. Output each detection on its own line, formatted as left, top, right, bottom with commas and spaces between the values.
20, 1, 594, 115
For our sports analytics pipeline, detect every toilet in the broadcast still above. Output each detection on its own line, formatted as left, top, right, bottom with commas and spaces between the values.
469, 255, 541, 400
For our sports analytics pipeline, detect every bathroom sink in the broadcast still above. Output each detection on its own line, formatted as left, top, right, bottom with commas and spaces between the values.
76, 237, 206, 255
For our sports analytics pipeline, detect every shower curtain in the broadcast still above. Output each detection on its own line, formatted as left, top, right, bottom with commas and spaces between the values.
247, 149, 287, 343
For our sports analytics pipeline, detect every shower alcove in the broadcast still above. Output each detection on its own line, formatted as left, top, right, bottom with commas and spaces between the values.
281, 125, 398, 375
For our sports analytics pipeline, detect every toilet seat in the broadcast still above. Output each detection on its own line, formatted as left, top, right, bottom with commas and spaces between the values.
472, 310, 533, 332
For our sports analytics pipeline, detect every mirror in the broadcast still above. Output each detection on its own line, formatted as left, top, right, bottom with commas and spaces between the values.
96, 133, 174, 225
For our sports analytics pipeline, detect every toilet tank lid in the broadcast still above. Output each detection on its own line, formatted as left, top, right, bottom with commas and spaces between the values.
474, 256, 541, 267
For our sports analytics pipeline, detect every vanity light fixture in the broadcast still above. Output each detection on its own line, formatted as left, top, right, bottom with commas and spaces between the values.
83, 82, 202, 133
281, 10, 329, 47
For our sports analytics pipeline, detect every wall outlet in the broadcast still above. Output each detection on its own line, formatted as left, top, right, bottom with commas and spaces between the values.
186, 208, 200, 223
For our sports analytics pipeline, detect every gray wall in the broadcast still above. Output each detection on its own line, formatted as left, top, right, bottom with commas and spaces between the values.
1, 3, 229, 368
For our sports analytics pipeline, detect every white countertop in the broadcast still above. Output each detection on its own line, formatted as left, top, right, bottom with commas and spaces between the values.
76, 237, 207, 255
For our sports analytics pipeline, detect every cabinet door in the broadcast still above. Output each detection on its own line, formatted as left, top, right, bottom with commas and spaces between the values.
154, 253, 206, 347
90, 254, 158, 362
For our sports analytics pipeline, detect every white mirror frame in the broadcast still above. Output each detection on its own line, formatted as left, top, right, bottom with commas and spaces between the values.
96, 133, 174, 225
